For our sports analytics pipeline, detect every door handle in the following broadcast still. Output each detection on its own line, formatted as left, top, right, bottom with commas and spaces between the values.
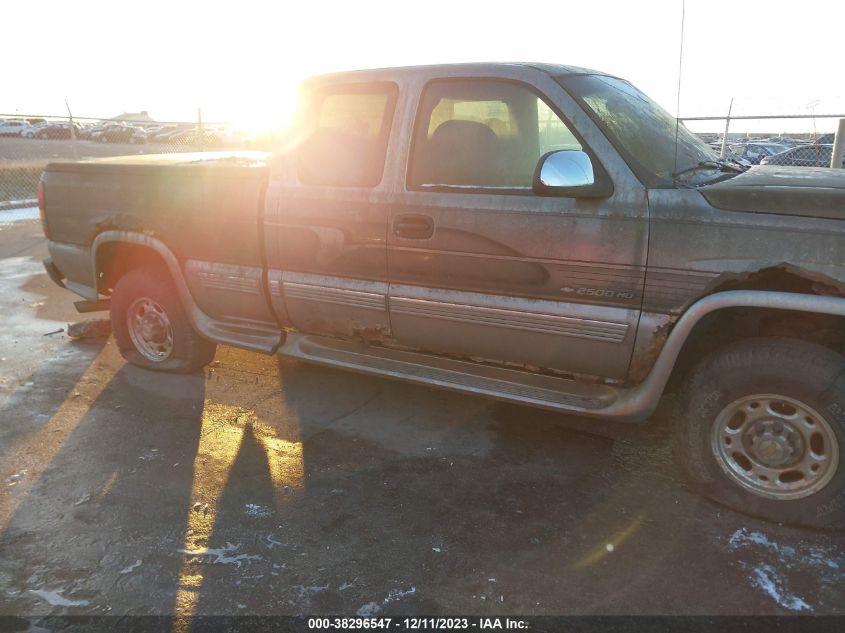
393, 214, 434, 239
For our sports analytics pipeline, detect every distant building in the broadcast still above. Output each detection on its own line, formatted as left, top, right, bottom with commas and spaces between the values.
110, 110, 155, 123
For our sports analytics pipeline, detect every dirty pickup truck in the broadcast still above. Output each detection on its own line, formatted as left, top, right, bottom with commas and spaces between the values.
40, 63, 845, 529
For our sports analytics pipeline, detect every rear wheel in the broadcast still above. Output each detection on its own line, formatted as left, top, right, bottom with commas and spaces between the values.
110, 266, 216, 373
673, 337, 845, 529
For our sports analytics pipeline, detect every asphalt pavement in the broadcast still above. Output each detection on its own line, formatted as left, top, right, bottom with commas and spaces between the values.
0, 215, 843, 619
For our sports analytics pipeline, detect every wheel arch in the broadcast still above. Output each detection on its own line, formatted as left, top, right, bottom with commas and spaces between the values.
91, 231, 214, 339
608, 290, 845, 422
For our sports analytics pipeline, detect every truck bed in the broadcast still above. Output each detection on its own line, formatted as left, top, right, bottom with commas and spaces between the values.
44, 151, 269, 252
43, 150, 270, 280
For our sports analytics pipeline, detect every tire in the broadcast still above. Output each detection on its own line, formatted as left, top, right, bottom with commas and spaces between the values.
673, 337, 845, 529
110, 265, 216, 373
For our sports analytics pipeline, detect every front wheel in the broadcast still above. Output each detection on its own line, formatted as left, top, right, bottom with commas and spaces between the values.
673, 337, 845, 529
110, 266, 216, 373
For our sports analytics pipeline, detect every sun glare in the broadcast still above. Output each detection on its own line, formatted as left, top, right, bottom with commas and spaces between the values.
229, 82, 301, 137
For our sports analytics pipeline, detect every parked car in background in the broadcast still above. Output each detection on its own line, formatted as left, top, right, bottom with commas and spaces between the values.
34, 122, 81, 139
91, 124, 147, 144
167, 128, 222, 147
764, 136, 805, 147
734, 142, 788, 165
21, 122, 49, 138
0, 119, 32, 136
0, 120, 35, 137
147, 125, 182, 142
760, 144, 843, 167
143, 125, 166, 137
78, 123, 114, 140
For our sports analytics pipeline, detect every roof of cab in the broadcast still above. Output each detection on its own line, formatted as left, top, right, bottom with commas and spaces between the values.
303, 62, 610, 85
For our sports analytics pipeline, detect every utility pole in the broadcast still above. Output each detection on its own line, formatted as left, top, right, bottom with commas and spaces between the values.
198, 107, 204, 152
720, 98, 733, 158
807, 99, 820, 141
65, 99, 78, 161
831, 118, 845, 168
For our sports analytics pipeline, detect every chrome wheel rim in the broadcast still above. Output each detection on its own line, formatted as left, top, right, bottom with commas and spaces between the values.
127, 297, 174, 362
711, 394, 839, 500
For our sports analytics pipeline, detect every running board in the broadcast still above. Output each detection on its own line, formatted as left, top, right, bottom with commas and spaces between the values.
278, 333, 622, 414
205, 321, 283, 354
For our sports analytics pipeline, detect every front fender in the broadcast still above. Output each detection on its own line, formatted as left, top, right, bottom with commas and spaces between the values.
609, 290, 845, 422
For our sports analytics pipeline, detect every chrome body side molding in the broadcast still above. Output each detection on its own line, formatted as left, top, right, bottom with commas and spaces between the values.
389, 296, 629, 343
278, 290, 845, 422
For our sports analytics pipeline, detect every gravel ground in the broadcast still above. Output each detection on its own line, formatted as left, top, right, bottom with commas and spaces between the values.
0, 217, 843, 619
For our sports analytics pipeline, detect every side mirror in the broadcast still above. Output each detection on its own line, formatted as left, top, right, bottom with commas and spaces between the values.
533, 149, 613, 198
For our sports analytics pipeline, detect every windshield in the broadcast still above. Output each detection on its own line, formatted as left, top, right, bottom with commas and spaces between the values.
557, 74, 719, 186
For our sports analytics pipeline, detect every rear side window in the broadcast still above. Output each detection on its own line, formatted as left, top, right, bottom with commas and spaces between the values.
297, 83, 397, 187
408, 79, 581, 190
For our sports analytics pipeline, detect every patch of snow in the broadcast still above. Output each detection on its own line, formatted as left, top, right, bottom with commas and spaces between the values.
0, 207, 39, 225
292, 584, 329, 605
356, 602, 382, 617
356, 585, 417, 617
29, 589, 89, 607
727, 528, 845, 612
244, 503, 271, 517
138, 448, 160, 461
260, 534, 287, 549
729, 528, 842, 570
384, 586, 416, 604
119, 560, 142, 575
178, 542, 261, 567
749, 564, 811, 612
7, 470, 26, 487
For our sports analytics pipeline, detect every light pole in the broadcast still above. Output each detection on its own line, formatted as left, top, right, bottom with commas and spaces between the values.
806, 99, 821, 141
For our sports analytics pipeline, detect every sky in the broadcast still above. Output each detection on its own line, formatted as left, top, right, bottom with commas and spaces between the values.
2, 0, 843, 133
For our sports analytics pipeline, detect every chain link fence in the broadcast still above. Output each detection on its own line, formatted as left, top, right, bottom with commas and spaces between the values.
2, 111, 844, 209
0, 113, 265, 208
681, 114, 845, 168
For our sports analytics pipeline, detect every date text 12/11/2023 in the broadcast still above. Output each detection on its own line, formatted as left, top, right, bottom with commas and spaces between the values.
307, 618, 530, 630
